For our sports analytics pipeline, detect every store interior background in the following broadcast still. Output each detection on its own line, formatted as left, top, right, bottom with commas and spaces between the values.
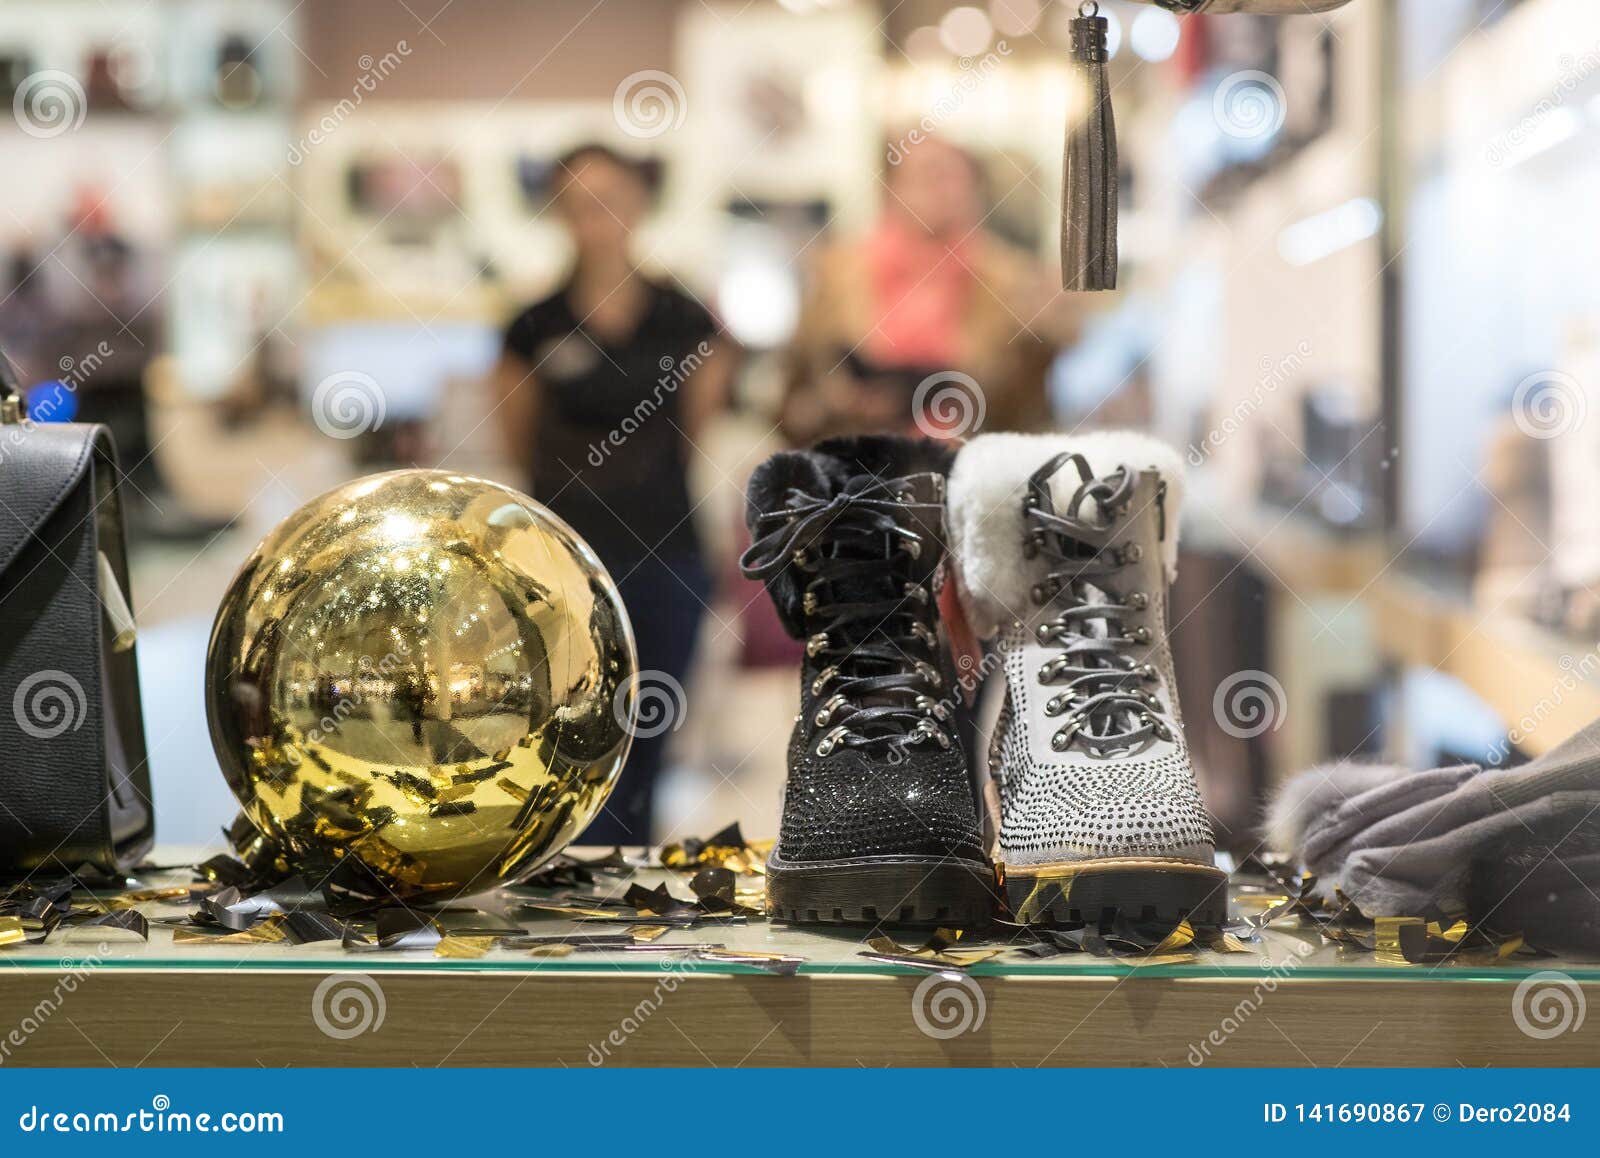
2, 0, 1596, 855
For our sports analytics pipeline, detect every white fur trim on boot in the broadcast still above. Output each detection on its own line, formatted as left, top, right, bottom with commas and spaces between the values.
947, 431, 1187, 638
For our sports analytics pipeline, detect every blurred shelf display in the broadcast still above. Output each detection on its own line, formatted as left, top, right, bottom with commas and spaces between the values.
302, 281, 512, 326
1371, 573, 1600, 762
1197, 500, 1600, 763
0, 0, 303, 402
1396, 0, 1600, 563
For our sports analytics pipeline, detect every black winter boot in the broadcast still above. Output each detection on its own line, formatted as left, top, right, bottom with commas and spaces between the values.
740, 436, 994, 927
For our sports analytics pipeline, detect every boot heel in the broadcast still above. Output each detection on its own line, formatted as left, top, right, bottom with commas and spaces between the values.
767, 852, 998, 928
1003, 859, 1229, 929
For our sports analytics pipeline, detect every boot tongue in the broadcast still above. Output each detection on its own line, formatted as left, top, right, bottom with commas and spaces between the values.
818, 473, 944, 615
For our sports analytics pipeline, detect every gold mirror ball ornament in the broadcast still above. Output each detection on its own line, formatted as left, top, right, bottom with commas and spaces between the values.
205, 470, 637, 899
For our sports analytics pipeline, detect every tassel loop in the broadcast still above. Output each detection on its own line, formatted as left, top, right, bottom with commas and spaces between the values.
1061, 1, 1119, 292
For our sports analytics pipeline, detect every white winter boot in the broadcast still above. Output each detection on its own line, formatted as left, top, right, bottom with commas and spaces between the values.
948, 432, 1227, 927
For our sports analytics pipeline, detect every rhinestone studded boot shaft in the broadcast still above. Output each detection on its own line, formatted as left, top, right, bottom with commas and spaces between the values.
740, 436, 993, 927
948, 432, 1227, 928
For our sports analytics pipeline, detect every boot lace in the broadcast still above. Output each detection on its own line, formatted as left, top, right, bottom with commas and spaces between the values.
1026, 452, 1170, 757
740, 475, 952, 757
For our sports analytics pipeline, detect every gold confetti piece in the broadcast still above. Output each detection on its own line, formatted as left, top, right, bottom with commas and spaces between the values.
118, 885, 215, 905
1321, 925, 1376, 950
658, 827, 771, 876
1148, 919, 1195, 955
1125, 953, 1198, 967
495, 777, 529, 802
520, 903, 620, 920
1374, 916, 1425, 964
864, 935, 1001, 969
435, 936, 495, 959
630, 924, 670, 943
171, 921, 288, 946
1233, 894, 1292, 913
1195, 927, 1258, 954
0, 916, 25, 948
528, 944, 574, 958
695, 948, 804, 965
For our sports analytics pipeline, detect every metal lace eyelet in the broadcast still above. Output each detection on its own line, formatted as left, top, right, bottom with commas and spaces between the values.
916, 695, 951, 721
1126, 626, 1151, 644
911, 622, 937, 647
1128, 591, 1149, 610
811, 665, 838, 695
1051, 730, 1072, 752
1139, 663, 1159, 682
806, 632, 829, 657
793, 549, 811, 567
1121, 543, 1144, 564
912, 718, 951, 749
814, 694, 847, 727
1044, 694, 1070, 717
803, 591, 819, 615
904, 539, 922, 560
914, 660, 942, 688
903, 583, 927, 604
816, 726, 847, 757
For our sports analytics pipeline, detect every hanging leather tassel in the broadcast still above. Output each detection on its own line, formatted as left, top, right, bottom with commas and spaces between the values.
1061, 1, 1118, 292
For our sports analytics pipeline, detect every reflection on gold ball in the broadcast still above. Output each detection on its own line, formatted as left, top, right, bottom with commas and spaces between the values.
205, 470, 635, 899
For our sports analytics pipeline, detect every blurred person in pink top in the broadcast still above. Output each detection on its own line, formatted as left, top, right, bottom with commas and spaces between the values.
780, 136, 1075, 445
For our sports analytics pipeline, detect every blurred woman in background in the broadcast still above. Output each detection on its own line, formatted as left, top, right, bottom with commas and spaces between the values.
493, 143, 737, 845
780, 135, 1072, 444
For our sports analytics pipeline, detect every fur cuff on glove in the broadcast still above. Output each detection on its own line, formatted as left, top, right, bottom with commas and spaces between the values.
947, 431, 1187, 638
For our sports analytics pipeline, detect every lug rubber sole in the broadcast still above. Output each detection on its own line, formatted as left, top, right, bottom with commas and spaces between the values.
766, 850, 997, 928
1003, 857, 1229, 929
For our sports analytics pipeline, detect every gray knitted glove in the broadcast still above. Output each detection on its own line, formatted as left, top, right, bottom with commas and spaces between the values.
1268, 721, 1600, 953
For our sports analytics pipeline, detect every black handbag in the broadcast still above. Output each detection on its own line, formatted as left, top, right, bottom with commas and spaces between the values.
0, 355, 155, 877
